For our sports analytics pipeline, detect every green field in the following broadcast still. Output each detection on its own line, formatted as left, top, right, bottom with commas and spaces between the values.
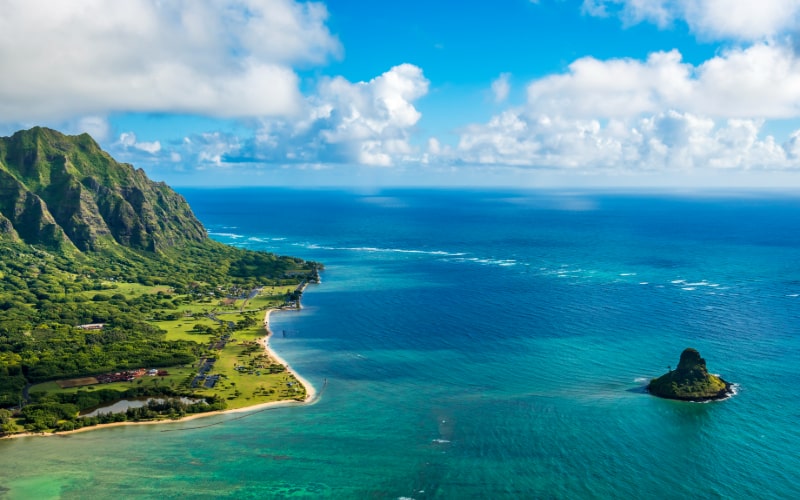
190, 336, 306, 410
30, 284, 308, 413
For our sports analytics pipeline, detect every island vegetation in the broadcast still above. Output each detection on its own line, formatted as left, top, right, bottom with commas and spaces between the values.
0, 127, 321, 436
648, 348, 733, 402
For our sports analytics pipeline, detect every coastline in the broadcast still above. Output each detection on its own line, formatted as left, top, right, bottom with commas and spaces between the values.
260, 308, 317, 403
2, 305, 316, 440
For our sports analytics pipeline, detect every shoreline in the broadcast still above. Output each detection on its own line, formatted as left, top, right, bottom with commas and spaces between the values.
2, 304, 316, 441
260, 308, 317, 403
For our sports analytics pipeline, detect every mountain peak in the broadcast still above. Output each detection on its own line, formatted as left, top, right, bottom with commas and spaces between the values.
0, 127, 206, 252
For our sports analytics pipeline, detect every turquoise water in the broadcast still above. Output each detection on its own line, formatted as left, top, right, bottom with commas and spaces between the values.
2, 189, 800, 499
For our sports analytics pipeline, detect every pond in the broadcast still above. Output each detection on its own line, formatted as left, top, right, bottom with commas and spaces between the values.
80, 397, 202, 417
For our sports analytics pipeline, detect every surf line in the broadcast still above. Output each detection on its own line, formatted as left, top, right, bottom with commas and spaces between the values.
160, 378, 328, 433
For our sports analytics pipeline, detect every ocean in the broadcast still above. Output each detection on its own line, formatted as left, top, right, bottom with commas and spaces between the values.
2, 188, 800, 499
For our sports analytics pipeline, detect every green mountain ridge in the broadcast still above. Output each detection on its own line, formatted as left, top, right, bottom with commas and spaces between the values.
0, 128, 320, 422
0, 127, 205, 252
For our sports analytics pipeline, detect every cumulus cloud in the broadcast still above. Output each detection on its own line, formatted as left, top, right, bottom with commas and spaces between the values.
456, 43, 800, 172
491, 73, 512, 103
224, 64, 430, 167
183, 133, 243, 167
0, 0, 340, 122
457, 109, 791, 171
527, 44, 800, 119
583, 0, 800, 41
117, 132, 162, 154
62, 116, 112, 141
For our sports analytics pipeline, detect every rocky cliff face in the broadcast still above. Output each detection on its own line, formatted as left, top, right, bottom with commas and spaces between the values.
648, 348, 732, 402
0, 127, 206, 252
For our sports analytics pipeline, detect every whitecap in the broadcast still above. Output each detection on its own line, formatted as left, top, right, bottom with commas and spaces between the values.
310, 245, 467, 257
639, 282, 649, 285
671, 279, 686, 284
620, 273, 636, 276
432, 439, 450, 443
208, 232, 244, 239
682, 287, 696, 291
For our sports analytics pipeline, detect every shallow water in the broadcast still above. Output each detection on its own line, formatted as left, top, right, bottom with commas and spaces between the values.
2, 189, 800, 499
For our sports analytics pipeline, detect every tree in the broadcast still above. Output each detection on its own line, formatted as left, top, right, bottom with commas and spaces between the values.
0, 408, 20, 435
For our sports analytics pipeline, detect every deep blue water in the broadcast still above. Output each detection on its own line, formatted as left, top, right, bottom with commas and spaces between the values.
2, 189, 800, 499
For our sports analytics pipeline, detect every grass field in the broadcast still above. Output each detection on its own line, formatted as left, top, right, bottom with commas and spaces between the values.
157, 317, 220, 342
31, 284, 308, 412
190, 338, 304, 410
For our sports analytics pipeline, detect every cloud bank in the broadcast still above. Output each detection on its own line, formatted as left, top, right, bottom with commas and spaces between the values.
0, 0, 340, 121
5, 0, 800, 182
455, 42, 800, 172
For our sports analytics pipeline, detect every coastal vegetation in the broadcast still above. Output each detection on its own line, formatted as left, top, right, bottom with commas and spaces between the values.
0, 127, 320, 435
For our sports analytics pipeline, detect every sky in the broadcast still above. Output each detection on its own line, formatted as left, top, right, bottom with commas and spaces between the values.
4, 0, 800, 188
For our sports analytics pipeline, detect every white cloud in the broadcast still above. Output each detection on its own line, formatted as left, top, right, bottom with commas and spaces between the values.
0, 0, 340, 122
526, 44, 800, 119
192, 132, 242, 167
70, 116, 111, 141
584, 0, 800, 40
243, 64, 430, 167
456, 109, 793, 171
117, 132, 162, 154
455, 42, 800, 172
491, 73, 512, 103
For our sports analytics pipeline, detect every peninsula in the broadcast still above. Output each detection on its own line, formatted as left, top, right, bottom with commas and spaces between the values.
647, 348, 733, 402
0, 127, 321, 437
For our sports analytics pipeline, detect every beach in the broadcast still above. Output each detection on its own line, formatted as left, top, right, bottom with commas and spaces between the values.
1, 306, 316, 440
260, 308, 317, 402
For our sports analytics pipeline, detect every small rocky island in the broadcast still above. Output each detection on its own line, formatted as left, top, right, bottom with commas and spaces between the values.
648, 348, 733, 402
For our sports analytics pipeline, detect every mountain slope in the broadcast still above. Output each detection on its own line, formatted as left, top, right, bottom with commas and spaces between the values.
0, 127, 205, 252
0, 128, 322, 413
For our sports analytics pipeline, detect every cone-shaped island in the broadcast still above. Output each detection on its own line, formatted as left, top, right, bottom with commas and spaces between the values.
648, 348, 733, 402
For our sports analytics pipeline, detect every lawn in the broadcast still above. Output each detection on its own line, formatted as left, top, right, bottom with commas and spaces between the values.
186, 322, 306, 410
157, 317, 220, 342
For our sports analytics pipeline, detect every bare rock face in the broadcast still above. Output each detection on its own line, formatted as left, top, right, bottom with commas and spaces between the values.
648, 348, 733, 402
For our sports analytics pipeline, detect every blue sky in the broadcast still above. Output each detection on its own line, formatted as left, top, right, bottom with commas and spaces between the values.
3, 0, 800, 188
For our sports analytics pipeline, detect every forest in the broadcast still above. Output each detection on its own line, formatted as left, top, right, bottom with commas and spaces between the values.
0, 237, 319, 431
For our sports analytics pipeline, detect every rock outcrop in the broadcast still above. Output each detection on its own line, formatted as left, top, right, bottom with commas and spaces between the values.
648, 348, 733, 401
